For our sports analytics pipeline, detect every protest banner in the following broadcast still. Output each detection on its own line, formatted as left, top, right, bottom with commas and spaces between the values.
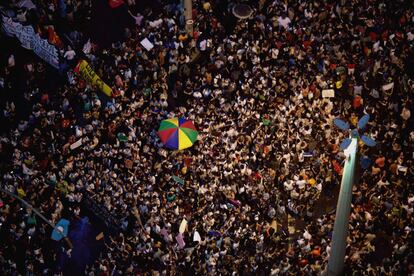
75, 60, 112, 97
32, 34, 59, 69
2, 16, 34, 49
1, 16, 60, 69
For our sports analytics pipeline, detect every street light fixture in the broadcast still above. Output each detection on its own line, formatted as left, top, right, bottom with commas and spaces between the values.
326, 114, 376, 275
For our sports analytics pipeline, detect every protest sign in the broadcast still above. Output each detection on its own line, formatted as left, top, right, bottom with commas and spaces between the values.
382, 82, 394, 92
172, 175, 184, 185
322, 89, 335, 98
96, 232, 104, 241
193, 230, 201, 242
70, 138, 83, 150
160, 228, 170, 241
140, 38, 154, 51
75, 60, 112, 97
179, 219, 187, 233
303, 152, 314, 157
176, 233, 185, 249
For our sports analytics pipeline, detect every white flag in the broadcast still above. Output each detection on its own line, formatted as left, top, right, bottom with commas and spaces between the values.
193, 230, 201, 242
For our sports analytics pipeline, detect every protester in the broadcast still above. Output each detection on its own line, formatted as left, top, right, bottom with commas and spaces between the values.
0, 0, 413, 274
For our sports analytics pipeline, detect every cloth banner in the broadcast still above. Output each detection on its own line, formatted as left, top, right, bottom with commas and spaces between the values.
14, 0, 36, 10
1, 16, 59, 69
75, 60, 112, 97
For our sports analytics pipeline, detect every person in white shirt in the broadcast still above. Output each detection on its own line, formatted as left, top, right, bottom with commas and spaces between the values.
64, 46, 76, 61
278, 14, 291, 30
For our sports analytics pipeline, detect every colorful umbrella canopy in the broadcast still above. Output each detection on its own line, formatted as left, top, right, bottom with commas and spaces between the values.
158, 118, 198, 150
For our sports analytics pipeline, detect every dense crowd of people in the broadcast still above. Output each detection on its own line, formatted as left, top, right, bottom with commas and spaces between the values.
1, 0, 414, 274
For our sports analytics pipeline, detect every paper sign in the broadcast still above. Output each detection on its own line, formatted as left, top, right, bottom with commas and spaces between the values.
176, 233, 185, 249
140, 38, 154, 51
322, 89, 335, 98
179, 219, 187, 233
117, 133, 128, 142
172, 175, 184, 185
160, 228, 169, 241
382, 82, 394, 91
193, 230, 201, 242
96, 232, 104, 240
398, 165, 408, 172
83, 39, 91, 54
354, 85, 362, 95
70, 138, 83, 150
303, 152, 313, 157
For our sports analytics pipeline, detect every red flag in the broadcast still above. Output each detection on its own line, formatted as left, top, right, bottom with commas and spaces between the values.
73, 60, 82, 73
108, 0, 124, 8
332, 160, 342, 175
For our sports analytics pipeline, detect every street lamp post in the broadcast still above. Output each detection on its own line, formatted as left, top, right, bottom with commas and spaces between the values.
183, 0, 193, 36
326, 138, 358, 275
0, 187, 73, 248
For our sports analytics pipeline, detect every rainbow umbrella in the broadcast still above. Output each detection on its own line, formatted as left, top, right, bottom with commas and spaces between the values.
158, 118, 198, 150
